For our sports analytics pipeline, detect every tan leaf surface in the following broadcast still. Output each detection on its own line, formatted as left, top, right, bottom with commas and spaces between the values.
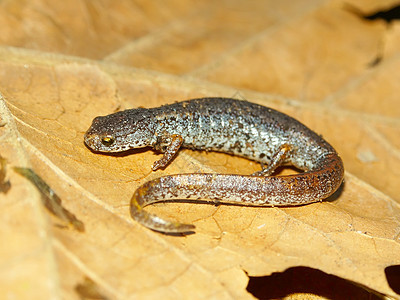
0, 1, 400, 299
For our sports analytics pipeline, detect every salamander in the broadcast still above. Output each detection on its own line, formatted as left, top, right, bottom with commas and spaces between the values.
84, 98, 344, 233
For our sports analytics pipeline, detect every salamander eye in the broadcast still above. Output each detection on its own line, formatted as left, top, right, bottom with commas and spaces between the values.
101, 135, 115, 147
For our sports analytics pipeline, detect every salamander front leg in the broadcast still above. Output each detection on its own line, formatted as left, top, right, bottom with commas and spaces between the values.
152, 134, 183, 171
252, 144, 292, 176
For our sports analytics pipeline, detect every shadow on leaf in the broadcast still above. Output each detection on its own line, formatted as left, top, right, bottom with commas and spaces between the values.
246, 266, 384, 299
385, 265, 400, 294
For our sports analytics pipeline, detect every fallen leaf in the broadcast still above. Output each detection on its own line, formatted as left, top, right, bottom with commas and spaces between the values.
75, 276, 109, 300
0, 1, 399, 299
0, 155, 11, 193
13, 166, 84, 232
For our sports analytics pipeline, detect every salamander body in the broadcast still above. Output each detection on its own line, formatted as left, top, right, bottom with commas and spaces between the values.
84, 98, 344, 233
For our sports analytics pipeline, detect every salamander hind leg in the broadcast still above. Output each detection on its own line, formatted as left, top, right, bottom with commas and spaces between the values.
252, 144, 293, 176
152, 134, 183, 171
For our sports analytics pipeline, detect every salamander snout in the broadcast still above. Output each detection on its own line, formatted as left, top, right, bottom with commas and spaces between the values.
84, 110, 156, 153
84, 115, 124, 152
84, 127, 114, 152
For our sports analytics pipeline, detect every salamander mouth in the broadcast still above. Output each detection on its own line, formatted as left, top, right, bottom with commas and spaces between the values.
83, 133, 100, 151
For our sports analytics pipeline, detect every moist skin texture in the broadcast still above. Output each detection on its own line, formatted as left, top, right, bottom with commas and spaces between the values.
84, 98, 344, 233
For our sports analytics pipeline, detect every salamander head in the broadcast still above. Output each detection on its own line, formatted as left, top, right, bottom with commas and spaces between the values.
84, 109, 155, 152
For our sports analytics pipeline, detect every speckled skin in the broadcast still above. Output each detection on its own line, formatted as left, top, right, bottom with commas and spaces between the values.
85, 98, 344, 233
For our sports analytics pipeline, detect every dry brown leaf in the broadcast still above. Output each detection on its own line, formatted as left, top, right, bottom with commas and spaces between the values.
0, 1, 400, 299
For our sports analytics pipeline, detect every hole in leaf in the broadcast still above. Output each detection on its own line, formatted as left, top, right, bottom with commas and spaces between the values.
362, 4, 400, 23
246, 266, 383, 299
345, 3, 400, 23
344, 3, 400, 67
